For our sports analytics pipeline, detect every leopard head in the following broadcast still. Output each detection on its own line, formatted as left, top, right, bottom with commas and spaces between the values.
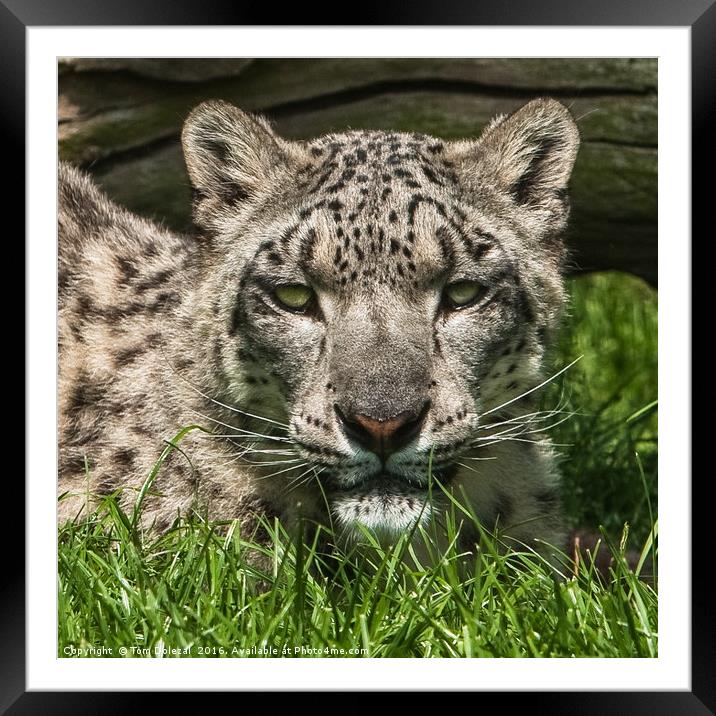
182, 98, 579, 540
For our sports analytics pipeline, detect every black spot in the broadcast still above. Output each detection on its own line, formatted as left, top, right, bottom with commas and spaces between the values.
278, 223, 300, 247
131, 425, 152, 438
114, 344, 146, 366
175, 357, 194, 371
300, 227, 318, 263
147, 291, 181, 314
389, 239, 400, 255
116, 256, 138, 283
68, 373, 107, 415
420, 165, 442, 185
518, 291, 535, 323
407, 194, 424, 225
134, 269, 173, 294
59, 453, 90, 479
114, 448, 137, 469
435, 226, 454, 262
388, 210, 397, 223
95, 475, 119, 497
472, 242, 492, 262
229, 302, 243, 336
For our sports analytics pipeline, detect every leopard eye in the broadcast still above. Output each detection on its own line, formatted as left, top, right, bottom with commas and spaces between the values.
443, 280, 486, 310
275, 284, 314, 312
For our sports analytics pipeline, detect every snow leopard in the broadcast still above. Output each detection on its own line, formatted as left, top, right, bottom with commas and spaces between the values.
58, 97, 580, 561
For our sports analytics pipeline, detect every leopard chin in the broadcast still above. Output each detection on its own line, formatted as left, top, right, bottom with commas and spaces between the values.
329, 484, 433, 540
325, 469, 454, 539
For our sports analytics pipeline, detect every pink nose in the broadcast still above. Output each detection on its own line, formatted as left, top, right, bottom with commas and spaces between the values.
336, 402, 430, 459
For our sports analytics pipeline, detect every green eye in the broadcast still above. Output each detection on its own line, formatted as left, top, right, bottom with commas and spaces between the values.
444, 280, 485, 309
275, 284, 314, 312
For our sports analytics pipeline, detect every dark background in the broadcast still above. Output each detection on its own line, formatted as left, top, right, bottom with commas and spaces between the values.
58, 57, 658, 284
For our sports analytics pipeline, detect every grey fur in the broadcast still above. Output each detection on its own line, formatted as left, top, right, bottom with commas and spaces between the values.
59, 97, 579, 559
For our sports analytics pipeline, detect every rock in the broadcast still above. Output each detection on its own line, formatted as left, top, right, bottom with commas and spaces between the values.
60, 58, 658, 283
59, 58, 253, 82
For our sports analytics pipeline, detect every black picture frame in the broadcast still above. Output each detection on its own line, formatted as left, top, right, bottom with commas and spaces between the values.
7, 0, 704, 710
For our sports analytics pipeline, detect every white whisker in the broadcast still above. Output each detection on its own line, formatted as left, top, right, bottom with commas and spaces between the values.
160, 344, 290, 431
477, 406, 575, 433
253, 462, 309, 481
240, 457, 304, 467
480, 356, 583, 418
455, 461, 491, 474
287, 466, 325, 493
185, 405, 291, 443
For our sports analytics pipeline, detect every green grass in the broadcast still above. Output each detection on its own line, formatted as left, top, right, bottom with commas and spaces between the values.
545, 271, 658, 546
58, 271, 658, 658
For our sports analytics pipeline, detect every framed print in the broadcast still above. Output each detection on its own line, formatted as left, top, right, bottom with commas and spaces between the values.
8, 0, 706, 709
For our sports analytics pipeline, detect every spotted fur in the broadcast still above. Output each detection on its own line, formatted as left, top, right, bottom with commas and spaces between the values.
59, 98, 579, 561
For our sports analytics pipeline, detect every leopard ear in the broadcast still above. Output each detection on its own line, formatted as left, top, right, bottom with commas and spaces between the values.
451, 98, 580, 232
182, 101, 287, 230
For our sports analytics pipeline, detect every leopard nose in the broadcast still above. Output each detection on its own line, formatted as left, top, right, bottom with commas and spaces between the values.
335, 401, 430, 459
